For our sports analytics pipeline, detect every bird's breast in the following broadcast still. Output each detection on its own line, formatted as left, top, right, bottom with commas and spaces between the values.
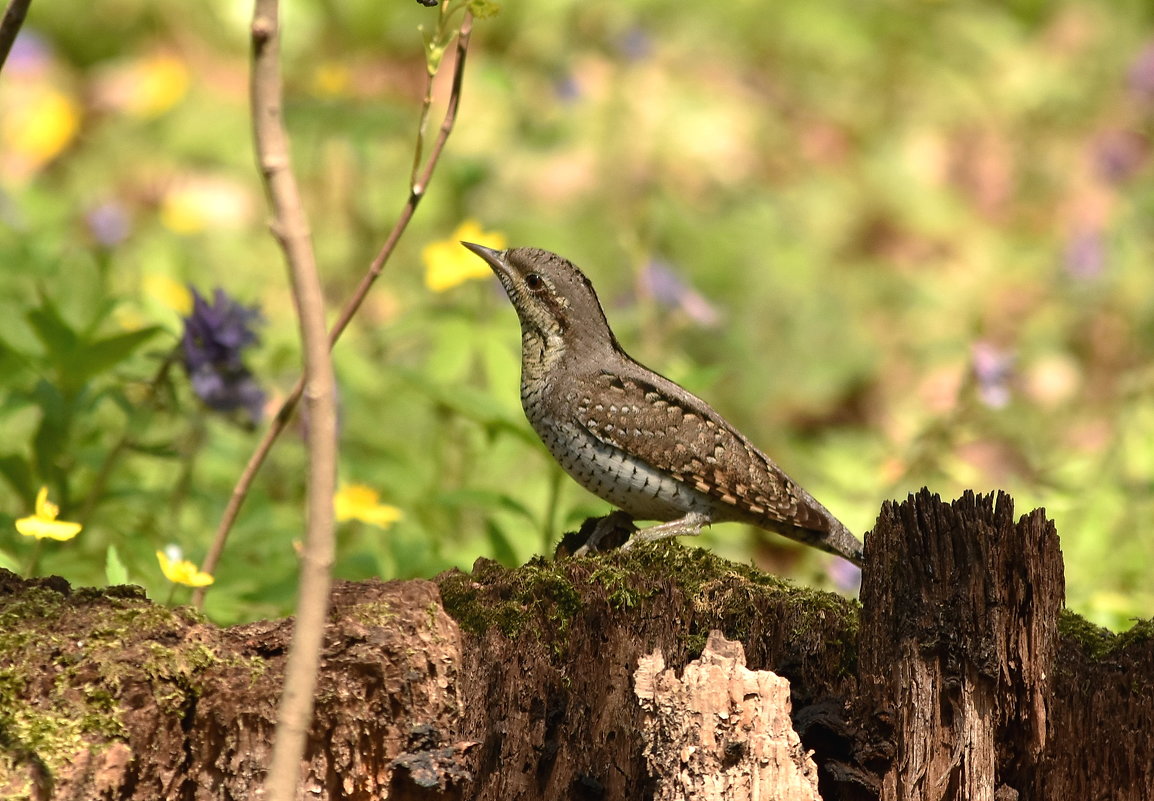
524, 406, 714, 522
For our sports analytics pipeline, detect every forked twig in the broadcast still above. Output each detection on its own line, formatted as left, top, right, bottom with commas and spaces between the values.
249, 0, 338, 798
192, 10, 474, 607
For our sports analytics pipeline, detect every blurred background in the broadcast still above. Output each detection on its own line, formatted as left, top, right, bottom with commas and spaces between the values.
1, 0, 1152, 628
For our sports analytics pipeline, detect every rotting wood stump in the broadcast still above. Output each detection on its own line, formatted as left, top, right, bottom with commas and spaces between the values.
1, 489, 1151, 800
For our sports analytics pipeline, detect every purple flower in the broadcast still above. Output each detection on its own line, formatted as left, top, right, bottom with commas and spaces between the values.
1092, 129, 1147, 185
85, 202, 131, 247
640, 259, 720, 327
553, 73, 582, 103
971, 341, 1014, 409
180, 287, 265, 423
826, 558, 861, 594
616, 27, 652, 62
1128, 42, 1154, 106
1063, 226, 1106, 281
6, 31, 51, 75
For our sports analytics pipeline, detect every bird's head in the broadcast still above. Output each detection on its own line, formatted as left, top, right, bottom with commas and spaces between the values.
462, 243, 617, 355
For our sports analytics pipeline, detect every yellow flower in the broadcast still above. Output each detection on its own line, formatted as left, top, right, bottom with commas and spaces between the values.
15, 487, 82, 542
156, 548, 214, 587
335, 484, 403, 529
126, 54, 190, 118
311, 62, 351, 98
160, 176, 254, 234
144, 273, 194, 315
423, 220, 506, 292
1, 87, 80, 170
95, 52, 190, 118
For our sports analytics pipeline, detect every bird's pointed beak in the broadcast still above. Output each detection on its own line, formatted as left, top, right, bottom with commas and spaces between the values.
463, 242, 517, 298
461, 241, 506, 269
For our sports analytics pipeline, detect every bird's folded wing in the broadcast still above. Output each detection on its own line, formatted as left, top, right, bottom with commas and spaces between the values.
572, 369, 831, 533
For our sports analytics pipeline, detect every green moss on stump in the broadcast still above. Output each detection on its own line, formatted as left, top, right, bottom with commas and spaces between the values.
436, 541, 861, 675
0, 575, 218, 780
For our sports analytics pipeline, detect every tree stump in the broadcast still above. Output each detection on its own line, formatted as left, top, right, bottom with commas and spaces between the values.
1, 490, 1152, 800
858, 490, 1063, 800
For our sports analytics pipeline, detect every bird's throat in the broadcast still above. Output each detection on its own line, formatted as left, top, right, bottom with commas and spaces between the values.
520, 328, 566, 386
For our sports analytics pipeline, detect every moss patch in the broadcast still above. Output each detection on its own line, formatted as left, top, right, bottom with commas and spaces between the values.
1059, 609, 1154, 662
0, 573, 220, 781
437, 542, 861, 671
438, 556, 583, 641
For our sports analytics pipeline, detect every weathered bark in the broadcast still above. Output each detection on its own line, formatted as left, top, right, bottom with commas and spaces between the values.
0, 490, 1152, 800
857, 490, 1063, 800
0, 576, 468, 800
634, 630, 821, 800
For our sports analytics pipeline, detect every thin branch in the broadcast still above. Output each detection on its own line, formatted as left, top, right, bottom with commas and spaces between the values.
192, 10, 474, 607
329, 10, 474, 343
0, 0, 33, 75
249, 0, 338, 798
0, 0, 31, 74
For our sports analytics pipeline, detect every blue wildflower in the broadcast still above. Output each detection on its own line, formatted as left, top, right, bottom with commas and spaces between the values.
553, 73, 582, 103
180, 287, 266, 424
616, 27, 652, 62
1063, 227, 1107, 281
86, 201, 131, 247
971, 342, 1013, 409
640, 259, 720, 327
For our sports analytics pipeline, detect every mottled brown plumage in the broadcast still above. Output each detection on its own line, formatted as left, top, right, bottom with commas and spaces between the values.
463, 242, 864, 565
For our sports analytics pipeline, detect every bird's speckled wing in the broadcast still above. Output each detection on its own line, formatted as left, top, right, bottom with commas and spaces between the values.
572, 369, 832, 534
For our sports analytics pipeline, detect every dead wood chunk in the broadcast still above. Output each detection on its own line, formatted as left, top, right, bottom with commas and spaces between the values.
858, 489, 1063, 801
634, 630, 822, 801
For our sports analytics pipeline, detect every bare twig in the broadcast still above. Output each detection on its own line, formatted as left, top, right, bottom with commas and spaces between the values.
0, 0, 33, 74
192, 9, 475, 607
249, 1, 338, 799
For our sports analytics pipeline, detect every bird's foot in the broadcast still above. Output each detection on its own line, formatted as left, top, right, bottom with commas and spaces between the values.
620, 511, 711, 551
570, 511, 637, 557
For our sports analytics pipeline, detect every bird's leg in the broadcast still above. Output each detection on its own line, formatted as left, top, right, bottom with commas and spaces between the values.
620, 511, 712, 551
573, 510, 637, 556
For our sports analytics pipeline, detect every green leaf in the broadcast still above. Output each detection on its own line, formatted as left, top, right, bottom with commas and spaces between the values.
125, 440, 181, 459
105, 545, 129, 586
425, 315, 477, 384
0, 334, 29, 380
25, 296, 163, 391
0, 455, 33, 500
26, 296, 79, 367
31, 380, 73, 480
80, 296, 129, 339
82, 327, 164, 379
484, 520, 519, 566
396, 367, 536, 445
480, 333, 522, 416
436, 488, 538, 524
0, 545, 19, 573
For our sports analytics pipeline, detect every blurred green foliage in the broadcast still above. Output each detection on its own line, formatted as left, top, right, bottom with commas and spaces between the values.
1, 0, 1152, 629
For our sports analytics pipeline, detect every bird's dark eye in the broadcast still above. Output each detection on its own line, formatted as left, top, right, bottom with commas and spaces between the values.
525, 273, 545, 292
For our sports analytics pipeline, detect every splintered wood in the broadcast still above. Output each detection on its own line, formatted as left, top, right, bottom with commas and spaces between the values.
634, 630, 821, 801
859, 489, 1065, 801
